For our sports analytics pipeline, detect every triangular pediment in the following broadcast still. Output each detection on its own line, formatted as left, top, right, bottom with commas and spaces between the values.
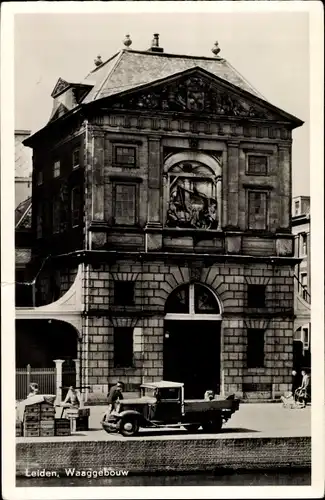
105, 67, 302, 125
51, 78, 71, 98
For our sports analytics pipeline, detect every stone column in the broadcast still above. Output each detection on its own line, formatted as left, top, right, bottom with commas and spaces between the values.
216, 177, 222, 230
73, 358, 83, 407
145, 137, 163, 251
226, 141, 240, 229
53, 359, 64, 405
278, 144, 291, 231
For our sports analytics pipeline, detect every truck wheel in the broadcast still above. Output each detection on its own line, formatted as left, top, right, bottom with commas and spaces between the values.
202, 417, 222, 433
184, 424, 200, 433
119, 417, 139, 437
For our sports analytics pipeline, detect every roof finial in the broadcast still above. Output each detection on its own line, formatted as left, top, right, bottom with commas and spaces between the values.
123, 34, 132, 48
94, 55, 103, 67
212, 41, 221, 57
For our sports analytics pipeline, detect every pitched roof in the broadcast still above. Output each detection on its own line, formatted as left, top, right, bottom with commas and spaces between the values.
81, 49, 265, 104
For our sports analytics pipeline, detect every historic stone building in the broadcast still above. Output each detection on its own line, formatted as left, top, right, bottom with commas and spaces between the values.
18, 35, 303, 401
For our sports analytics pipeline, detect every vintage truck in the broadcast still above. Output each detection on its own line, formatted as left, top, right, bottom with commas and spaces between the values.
101, 381, 240, 437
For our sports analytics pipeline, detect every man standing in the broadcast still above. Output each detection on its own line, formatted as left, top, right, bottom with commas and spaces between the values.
107, 381, 124, 413
291, 370, 301, 395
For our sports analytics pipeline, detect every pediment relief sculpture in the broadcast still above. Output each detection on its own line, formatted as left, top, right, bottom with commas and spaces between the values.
111, 75, 271, 119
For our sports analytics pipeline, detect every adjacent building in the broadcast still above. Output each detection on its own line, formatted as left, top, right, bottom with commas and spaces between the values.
292, 195, 311, 370
15, 130, 33, 301
16, 35, 304, 401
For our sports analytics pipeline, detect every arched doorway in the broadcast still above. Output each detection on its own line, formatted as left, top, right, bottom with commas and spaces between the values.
164, 283, 222, 399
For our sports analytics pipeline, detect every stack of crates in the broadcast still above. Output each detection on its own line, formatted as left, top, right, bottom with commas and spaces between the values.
23, 403, 41, 437
16, 420, 23, 437
76, 408, 90, 431
54, 418, 71, 436
39, 402, 55, 437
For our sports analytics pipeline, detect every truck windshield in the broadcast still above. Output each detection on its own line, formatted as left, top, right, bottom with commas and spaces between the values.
140, 387, 157, 398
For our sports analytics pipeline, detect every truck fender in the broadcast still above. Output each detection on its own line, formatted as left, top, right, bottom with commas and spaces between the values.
115, 410, 147, 426
115, 410, 141, 420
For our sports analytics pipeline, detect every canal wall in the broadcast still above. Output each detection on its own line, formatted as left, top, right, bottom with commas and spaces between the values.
16, 436, 311, 475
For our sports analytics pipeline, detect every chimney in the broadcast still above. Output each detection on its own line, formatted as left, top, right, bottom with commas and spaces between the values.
148, 33, 164, 53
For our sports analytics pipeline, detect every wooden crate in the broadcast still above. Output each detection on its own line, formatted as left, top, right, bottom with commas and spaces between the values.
55, 428, 71, 436
40, 412, 55, 421
55, 418, 70, 428
78, 408, 90, 417
23, 421, 40, 431
23, 413, 40, 422
40, 420, 55, 429
76, 416, 89, 431
16, 422, 23, 437
24, 404, 40, 415
40, 428, 55, 437
40, 403, 55, 415
24, 429, 40, 437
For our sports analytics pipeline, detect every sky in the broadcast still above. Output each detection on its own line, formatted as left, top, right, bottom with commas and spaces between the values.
14, 10, 310, 196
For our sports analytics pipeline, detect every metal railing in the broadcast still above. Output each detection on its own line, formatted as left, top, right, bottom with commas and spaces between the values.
16, 364, 56, 401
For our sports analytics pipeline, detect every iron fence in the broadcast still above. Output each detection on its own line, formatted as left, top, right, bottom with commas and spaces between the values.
16, 364, 56, 401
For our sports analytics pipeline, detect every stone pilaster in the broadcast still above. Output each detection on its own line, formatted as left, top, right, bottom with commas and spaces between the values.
91, 131, 105, 222
226, 141, 240, 229
277, 145, 291, 231
145, 137, 162, 250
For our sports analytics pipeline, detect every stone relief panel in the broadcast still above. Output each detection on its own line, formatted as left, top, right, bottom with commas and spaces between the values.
111, 75, 272, 119
165, 160, 222, 230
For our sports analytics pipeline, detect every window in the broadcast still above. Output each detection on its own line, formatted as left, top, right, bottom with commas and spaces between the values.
114, 146, 136, 167
114, 327, 133, 368
300, 273, 308, 300
294, 200, 300, 216
248, 191, 268, 230
37, 171, 43, 186
114, 281, 135, 306
53, 160, 60, 178
247, 155, 268, 175
72, 149, 80, 169
165, 283, 220, 316
247, 329, 265, 368
71, 186, 81, 227
301, 233, 307, 256
113, 183, 137, 225
247, 284, 266, 308
36, 203, 43, 239
52, 196, 61, 233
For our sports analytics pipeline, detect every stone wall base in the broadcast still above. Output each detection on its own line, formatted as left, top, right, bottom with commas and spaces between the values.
17, 437, 311, 475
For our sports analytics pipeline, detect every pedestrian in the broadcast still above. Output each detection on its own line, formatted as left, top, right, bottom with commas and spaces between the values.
291, 370, 301, 395
204, 390, 215, 401
107, 381, 124, 412
27, 383, 39, 398
62, 386, 80, 409
295, 369, 311, 407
